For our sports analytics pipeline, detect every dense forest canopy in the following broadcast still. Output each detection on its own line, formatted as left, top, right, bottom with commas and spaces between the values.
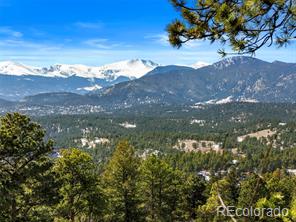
1, 111, 296, 221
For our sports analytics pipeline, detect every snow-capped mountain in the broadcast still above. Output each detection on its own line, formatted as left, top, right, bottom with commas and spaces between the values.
0, 59, 159, 100
2, 56, 296, 104
0, 59, 159, 79
0, 61, 40, 76
95, 59, 159, 79
88, 56, 296, 108
191, 61, 210, 69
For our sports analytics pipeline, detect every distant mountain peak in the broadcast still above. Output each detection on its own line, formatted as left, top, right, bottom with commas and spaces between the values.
99, 59, 159, 79
41, 64, 95, 78
272, 60, 294, 65
1, 56, 296, 104
0, 60, 39, 75
0, 59, 159, 79
128, 59, 159, 68
212, 56, 267, 69
191, 61, 210, 69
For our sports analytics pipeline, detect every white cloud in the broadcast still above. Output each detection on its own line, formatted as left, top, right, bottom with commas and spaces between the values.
0, 31, 293, 67
145, 34, 170, 46
0, 27, 23, 38
75, 21, 103, 30
0, 39, 62, 50
83, 38, 121, 49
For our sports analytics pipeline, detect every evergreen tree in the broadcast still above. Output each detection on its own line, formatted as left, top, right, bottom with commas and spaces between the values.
140, 155, 181, 221
0, 113, 54, 222
197, 178, 235, 221
168, 0, 296, 55
237, 173, 267, 209
224, 167, 240, 205
53, 148, 104, 222
103, 140, 141, 222
181, 174, 207, 220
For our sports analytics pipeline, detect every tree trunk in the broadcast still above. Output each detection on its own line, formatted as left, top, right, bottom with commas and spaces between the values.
11, 198, 17, 222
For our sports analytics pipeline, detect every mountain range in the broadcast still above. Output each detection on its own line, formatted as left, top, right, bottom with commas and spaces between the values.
0, 59, 160, 78
1, 56, 296, 112
0, 59, 211, 101
88, 56, 296, 108
0, 59, 160, 100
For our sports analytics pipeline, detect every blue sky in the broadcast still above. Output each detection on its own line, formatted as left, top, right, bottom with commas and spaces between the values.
0, 0, 295, 66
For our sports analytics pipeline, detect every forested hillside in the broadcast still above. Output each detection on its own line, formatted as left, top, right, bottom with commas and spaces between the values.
2, 103, 296, 221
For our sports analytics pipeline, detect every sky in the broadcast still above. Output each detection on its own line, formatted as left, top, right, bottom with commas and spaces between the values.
0, 0, 295, 67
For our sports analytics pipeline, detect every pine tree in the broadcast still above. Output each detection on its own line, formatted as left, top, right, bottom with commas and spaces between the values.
224, 167, 240, 206
0, 113, 54, 222
181, 174, 207, 220
53, 148, 104, 222
140, 155, 171, 221
103, 140, 141, 222
197, 178, 235, 221
140, 155, 188, 221
167, 0, 296, 55
238, 173, 267, 209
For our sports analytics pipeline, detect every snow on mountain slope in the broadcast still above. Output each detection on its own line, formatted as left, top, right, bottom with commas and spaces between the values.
199, 97, 258, 105
191, 61, 210, 69
40, 64, 104, 78
0, 59, 159, 79
212, 56, 269, 70
77, 84, 102, 91
0, 61, 39, 76
95, 59, 159, 79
